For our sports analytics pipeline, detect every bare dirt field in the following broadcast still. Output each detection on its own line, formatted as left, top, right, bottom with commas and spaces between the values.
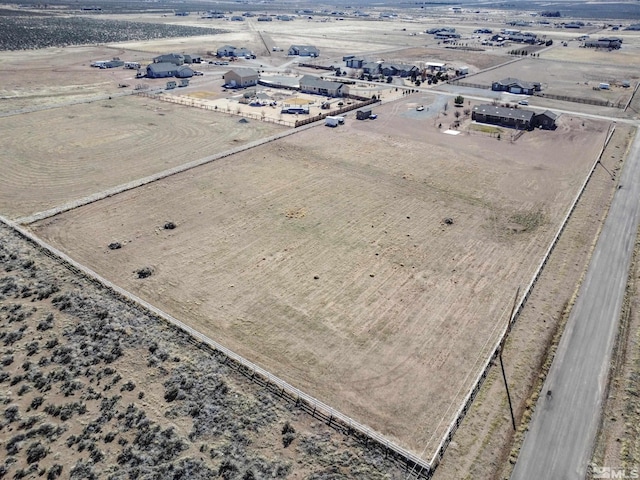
0, 221, 404, 480
0, 46, 159, 113
0, 94, 285, 219
30, 94, 608, 460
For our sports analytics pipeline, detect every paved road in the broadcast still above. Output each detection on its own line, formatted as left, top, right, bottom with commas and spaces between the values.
511, 131, 640, 480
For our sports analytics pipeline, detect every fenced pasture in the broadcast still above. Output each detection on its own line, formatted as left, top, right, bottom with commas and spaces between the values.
30, 96, 609, 461
0, 94, 285, 218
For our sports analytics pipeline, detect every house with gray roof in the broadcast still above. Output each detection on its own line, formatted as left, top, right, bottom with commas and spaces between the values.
147, 63, 193, 79
153, 53, 185, 65
288, 45, 320, 57
380, 62, 420, 78
217, 45, 253, 57
492, 77, 541, 95
472, 104, 535, 129
299, 75, 346, 97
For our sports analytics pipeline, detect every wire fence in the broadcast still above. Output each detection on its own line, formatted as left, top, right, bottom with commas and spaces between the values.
428, 123, 616, 473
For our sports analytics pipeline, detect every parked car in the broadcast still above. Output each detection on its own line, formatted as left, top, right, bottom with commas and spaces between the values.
193, 71, 204, 76
416, 105, 425, 111
518, 100, 529, 105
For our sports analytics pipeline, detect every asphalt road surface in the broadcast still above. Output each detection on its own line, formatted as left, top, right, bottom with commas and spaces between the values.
511, 130, 640, 480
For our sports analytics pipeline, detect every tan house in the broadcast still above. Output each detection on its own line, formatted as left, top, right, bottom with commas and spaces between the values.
223, 68, 259, 88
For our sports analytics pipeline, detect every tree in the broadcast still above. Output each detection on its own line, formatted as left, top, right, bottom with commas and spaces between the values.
454, 110, 461, 119
387, 76, 393, 83
454, 95, 464, 106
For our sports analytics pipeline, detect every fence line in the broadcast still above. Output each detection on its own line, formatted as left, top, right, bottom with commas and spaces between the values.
428, 123, 616, 472
0, 215, 433, 479
136, 90, 297, 127
295, 97, 380, 127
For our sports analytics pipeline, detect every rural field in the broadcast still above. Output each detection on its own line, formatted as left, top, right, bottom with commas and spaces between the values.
0, 94, 285, 219
3, 2, 640, 477
31, 94, 609, 459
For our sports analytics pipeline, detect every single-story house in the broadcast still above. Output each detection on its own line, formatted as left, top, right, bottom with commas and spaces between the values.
223, 68, 259, 88
472, 104, 535, 129
533, 110, 558, 129
346, 57, 367, 69
153, 53, 184, 65
379, 62, 420, 78
147, 63, 193, 79
299, 75, 346, 97
492, 77, 541, 95
288, 45, 320, 57
147, 62, 180, 78
217, 45, 252, 58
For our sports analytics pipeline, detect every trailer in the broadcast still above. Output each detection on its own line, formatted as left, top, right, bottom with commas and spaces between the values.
325, 115, 345, 127
599, 82, 610, 90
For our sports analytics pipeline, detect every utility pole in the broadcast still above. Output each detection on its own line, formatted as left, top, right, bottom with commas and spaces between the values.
500, 287, 520, 431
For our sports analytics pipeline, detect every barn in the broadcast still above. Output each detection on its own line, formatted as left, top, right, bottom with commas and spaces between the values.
223, 68, 259, 88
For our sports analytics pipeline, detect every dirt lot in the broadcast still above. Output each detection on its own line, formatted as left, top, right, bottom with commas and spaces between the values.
0, 94, 285, 218
30, 94, 608, 459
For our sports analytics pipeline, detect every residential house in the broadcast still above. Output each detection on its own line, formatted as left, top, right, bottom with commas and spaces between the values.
299, 75, 346, 97
216, 45, 253, 57
472, 104, 535, 129
379, 62, 420, 78
153, 53, 184, 65
288, 45, 320, 57
492, 77, 541, 95
147, 63, 193, 79
533, 111, 558, 129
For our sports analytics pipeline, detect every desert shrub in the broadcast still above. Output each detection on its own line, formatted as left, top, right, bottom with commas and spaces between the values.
18, 415, 40, 430
25, 341, 39, 356
26, 441, 47, 464
108, 242, 122, 250
22, 361, 31, 371
135, 267, 153, 279
6, 434, 25, 455
163, 222, 176, 230
218, 459, 239, 480
0, 372, 9, 383
1, 355, 13, 366
17, 384, 31, 396
69, 460, 96, 480
3, 330, 23, 346
44, 338, 58, 349
4, 405, 19, 422
10, 374, 23, 386
104, 431, 116, 443
121, 381, 135, 392
47, 465, 63, 480
29, 397, 44, 410
36, 313, 54, 331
